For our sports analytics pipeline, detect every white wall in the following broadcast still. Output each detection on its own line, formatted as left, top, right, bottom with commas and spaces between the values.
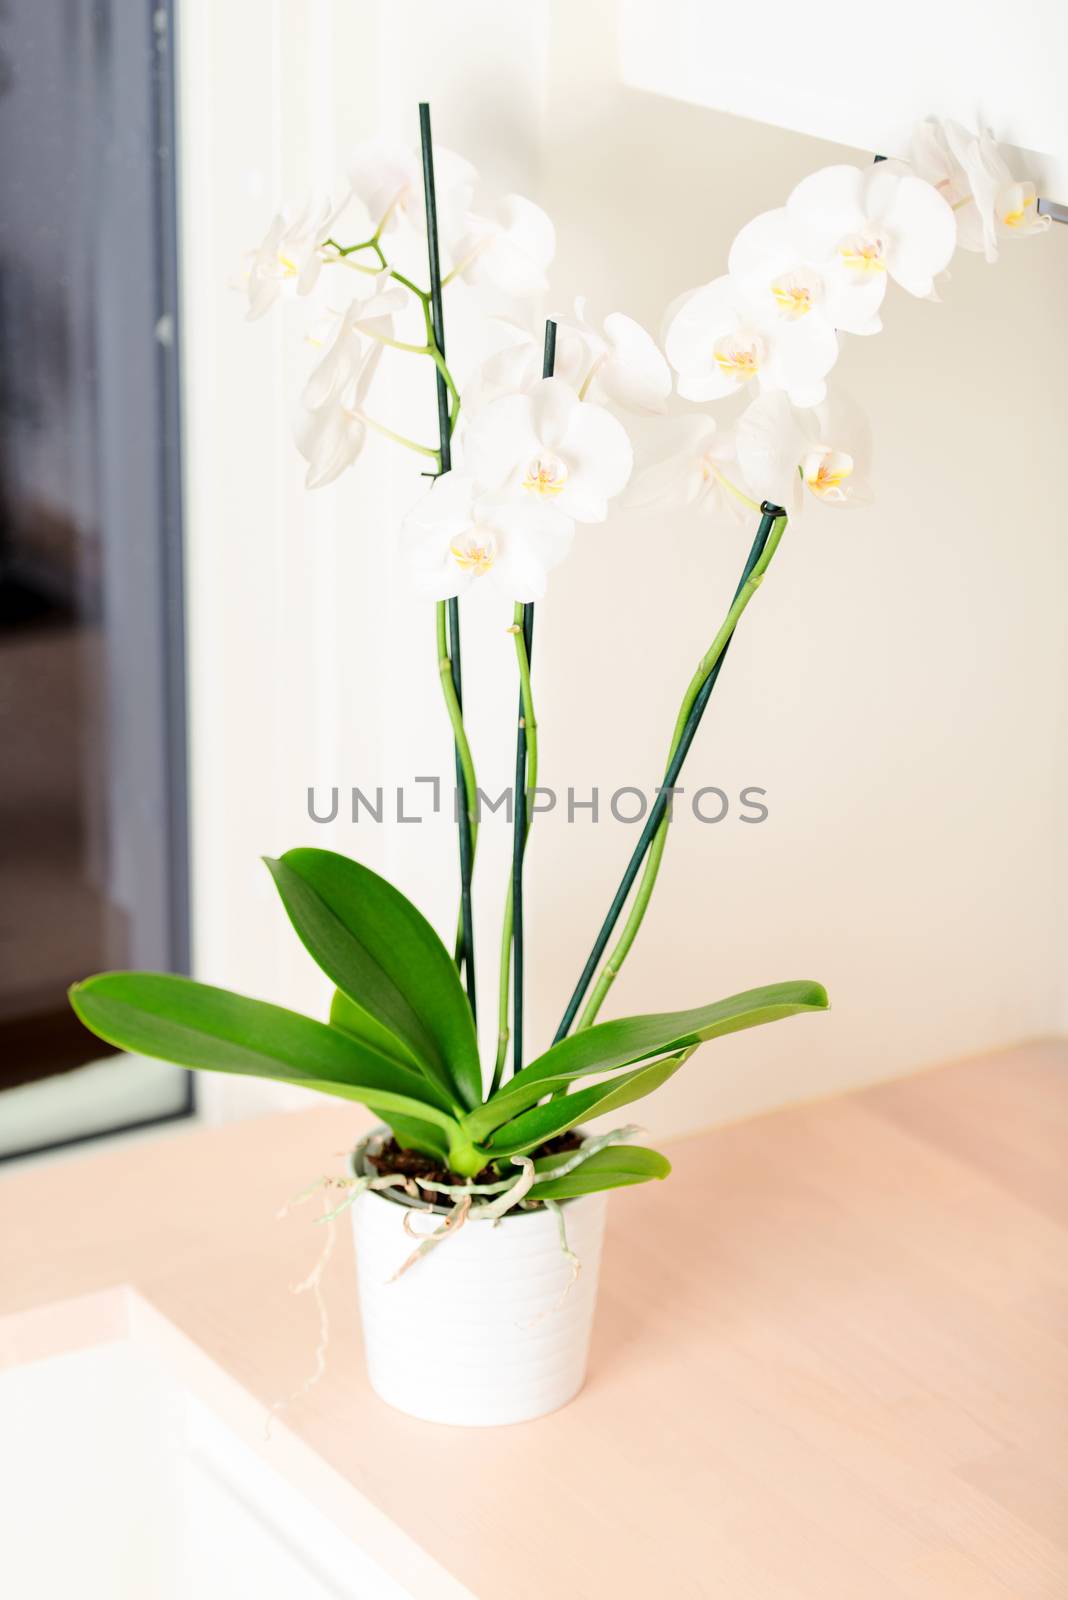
178, 0, 1068, 1134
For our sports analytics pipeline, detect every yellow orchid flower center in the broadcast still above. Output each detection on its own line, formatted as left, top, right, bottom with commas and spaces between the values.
449, 530, 497, 576
713, 334, 763, 382
838, 231, 887, 274
277, 252, 300, 278
802, 448, 854, 502
1000, 185, 1037, 229
522, 452, 568, 495
770, 271, 817, 319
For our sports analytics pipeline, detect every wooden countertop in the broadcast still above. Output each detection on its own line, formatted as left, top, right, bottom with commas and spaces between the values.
3, 1041, 1067, 1598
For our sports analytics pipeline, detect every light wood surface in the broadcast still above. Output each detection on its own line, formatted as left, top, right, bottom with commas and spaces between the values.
2, 1041, 1066, 1598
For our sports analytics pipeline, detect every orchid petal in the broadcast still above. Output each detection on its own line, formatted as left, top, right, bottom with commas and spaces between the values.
622, 414, 720, 512
401, 477, 574, 601
599, 312, 672, 413
786, 166, 867, 260
864, 168, 956, 296
463, 379, 632, 523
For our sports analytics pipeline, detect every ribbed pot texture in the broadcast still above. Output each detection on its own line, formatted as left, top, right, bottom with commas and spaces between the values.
351, 1179, 607, 1427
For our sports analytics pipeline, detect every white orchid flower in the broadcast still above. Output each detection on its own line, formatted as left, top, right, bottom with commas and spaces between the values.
246, 201, 342, 321
908, 120, 986, 255
294, 342, 384, 490
735, 393, 809, 513
798, 390, 872, 508
451, 195, 556, 296
402, 474, 574, 602
460, 318, 588, 416
736, 390, 872, 513
941, 123, 1050, 263
664, 276, 838, 409
787, 162, 956, 300
301, 274, 408, 410
463, 377, 632, 522
462, 300, 670, 417
559, 299, 672, 413
348, 138, 476, 237
729, 209, 885, 337
622, 414, 751, 522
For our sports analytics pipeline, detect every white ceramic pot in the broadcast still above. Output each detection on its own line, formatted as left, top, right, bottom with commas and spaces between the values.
350, 1145, 607, 1427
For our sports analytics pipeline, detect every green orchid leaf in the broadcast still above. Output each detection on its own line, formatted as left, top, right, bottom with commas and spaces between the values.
381, 1113, 451, 1164
533, 1145, 671, 1200
465, 980, 828, 1141
329, 987, 424, 1073
486, 1051, 691, 1158
330, 997, 454, 1161
68, 971, 460, 1134
265, 850, 482, 1111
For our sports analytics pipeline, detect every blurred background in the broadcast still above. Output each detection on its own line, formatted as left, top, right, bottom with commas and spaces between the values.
2, 0, 1065, 1162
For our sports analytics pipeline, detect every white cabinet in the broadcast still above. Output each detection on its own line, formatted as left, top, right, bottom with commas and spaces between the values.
618, 0, 1068, 202
0, 1341, 427, 1600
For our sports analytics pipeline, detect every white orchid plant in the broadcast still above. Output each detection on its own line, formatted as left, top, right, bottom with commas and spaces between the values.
71, 109, 1048, 1221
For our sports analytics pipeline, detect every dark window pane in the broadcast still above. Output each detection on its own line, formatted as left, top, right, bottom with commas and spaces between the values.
0, 0, 189, 1156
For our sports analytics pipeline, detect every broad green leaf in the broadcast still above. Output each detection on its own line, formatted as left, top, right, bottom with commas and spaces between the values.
329, 997, 452, 1159
381, 1113, 451, 1164
465, 980, 828, 1141
486, 1052, 691, 1158
329, 987, 423, 1073
266, 850, 482, 1111
533, 1145, 671, 1200
69, 972, 460, 1134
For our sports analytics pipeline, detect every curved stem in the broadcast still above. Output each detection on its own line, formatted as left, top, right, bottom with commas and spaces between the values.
428, 344, 460, 408
514, 607, 538, 1073
554, 506, 788, 1043
575, 825, 669, 1031
513, 612, 538, 821
360, 414, 438, 458
491, 610, 539, 1093
712, 466, 763, 515
493, 881, 515, 1090
323, 242, 461, 443
321, 235, 378, 260
387, 267, 430, 302
373, 192, 404, 239
364, 330, 433, 356
435, 602, 480, 862
421, 103, 477, 1021
491, 322, 555, 1092
440, 240, 487, 289
577, 353, 606, 401
334, 258, 380, 277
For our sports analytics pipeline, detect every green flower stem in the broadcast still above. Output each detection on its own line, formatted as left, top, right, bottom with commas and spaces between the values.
554, 506, 788, 1045
511, 603, 537, 1076
492, 320, 555, 1090
713, 467, 762, 516
360, 415, 438, 458
513, 611, 538, 815
493, 884, 515, 1089
439, 244, 484, 289
490, 606, 538, 1093
322, 237, 462, 451
322, 235, 379, 260
575, 510, 788, 1031
577, 353, 606, 401
436, 600, 480, 865
420, 102, 476, 1020
365, 331, 433, 355
388, 267, 429, 301
428, 345, 460, 408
